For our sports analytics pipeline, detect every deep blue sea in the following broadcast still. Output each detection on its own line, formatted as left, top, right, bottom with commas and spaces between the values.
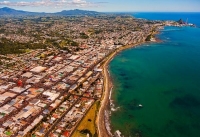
109, 13, 200, 137
132, 12, 200, 27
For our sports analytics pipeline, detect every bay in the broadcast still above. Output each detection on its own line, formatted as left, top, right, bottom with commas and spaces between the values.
109, 13, 200, 137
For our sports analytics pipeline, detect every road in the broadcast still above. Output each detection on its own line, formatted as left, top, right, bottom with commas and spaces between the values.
97, 52, 116, 137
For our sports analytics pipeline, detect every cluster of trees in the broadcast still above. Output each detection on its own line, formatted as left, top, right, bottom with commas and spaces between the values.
80, 129, 92, 137
80, 32, 89, 39
145, 34, 152, 41
0, 39, 47, 55
0, 37, 80, 55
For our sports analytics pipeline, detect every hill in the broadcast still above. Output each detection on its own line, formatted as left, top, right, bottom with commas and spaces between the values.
56, 9, 100, 16
0, 7, 38, 16
0, 7, 102, 16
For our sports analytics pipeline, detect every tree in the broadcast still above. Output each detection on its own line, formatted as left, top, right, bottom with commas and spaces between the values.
145, 34, 152, 41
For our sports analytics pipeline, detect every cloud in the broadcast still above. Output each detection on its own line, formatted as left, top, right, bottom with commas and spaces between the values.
0, 0, 106, 8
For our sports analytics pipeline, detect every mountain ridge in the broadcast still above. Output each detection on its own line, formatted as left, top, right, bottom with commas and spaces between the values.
0, 7, 102, 16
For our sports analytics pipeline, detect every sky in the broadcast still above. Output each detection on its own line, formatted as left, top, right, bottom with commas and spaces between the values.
0, 0, 200, 13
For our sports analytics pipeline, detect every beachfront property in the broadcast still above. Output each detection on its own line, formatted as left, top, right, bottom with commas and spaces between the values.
0, 15, 174, 137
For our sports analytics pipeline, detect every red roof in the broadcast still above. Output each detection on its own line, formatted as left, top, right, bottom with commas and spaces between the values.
63, 131, 70, 137
17, 80, 23, 87
81, 97, 88, 101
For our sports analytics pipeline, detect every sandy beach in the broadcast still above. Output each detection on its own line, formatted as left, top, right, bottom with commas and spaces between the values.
97, 41, 148, 137
97, 50, 116, 137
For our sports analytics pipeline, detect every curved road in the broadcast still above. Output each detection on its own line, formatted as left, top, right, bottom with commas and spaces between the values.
97, 52, 116, 137
97, 43, 145, 137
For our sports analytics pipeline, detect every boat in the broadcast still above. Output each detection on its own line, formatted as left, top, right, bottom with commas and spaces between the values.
138, 104, 143, 107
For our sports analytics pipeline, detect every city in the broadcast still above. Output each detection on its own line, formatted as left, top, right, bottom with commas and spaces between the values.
0, 15, 173, 137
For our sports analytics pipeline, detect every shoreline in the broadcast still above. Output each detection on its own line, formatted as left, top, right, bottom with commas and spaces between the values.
97, 30, 162, 137
97, 40, 151, 137
97, 23, 197, 136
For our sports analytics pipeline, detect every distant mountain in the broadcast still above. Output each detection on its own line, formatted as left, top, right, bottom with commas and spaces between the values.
0, 7, 102, 16
55, 9, 100, 16
0, 7, 37, 16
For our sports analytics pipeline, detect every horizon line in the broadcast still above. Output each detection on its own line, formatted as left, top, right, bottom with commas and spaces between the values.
1, 7, 200, 13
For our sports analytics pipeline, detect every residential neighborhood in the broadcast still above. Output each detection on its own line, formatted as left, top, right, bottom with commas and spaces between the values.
0, 15, 170, 137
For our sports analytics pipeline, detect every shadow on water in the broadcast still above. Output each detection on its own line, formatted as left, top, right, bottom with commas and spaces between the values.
123, 83, 132, 90
163, 88, 184, 95
191, 122, 200, 129
121, 99, 143, 110
169, 94, 200, 108
175, 124, 191, 136
162, 119, 192, 136
119, 72, 126, 77
124, 75, 131, 80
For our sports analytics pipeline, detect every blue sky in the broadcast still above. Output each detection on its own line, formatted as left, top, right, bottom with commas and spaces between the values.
0, 0, 200, 12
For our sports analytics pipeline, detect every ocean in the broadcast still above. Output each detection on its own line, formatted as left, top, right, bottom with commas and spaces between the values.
109, 12, 200, 137
132, 12, 200, 27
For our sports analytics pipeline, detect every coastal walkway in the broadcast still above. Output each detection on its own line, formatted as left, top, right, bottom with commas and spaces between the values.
97, 52, 117, 137
97, 42, 146, 137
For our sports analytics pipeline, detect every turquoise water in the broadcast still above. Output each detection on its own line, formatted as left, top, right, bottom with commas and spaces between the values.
109, 25, 200, 136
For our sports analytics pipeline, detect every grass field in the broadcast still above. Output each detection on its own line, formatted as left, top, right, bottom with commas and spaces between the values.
71, 101, 100, 137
